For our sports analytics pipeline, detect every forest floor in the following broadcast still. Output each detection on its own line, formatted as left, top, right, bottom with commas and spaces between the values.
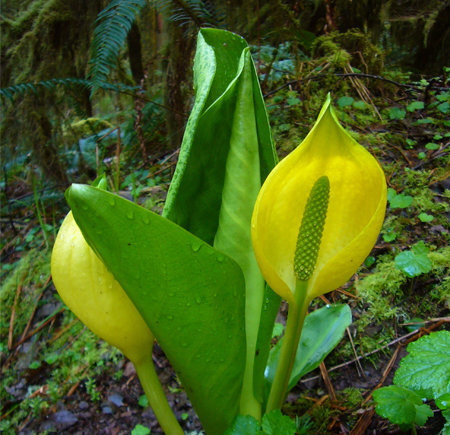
1, 53, 450, 434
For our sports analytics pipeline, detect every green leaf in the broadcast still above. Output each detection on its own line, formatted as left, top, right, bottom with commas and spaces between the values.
373, 385, 423, 425
436, 393, 450, 410
223, 415, 262, 435
131, 425, 151, 435
394, 331, 450, 399
67, 185, 247, 435
425, 143, 439, 150
337, 96, 354, 108
395, 242, 432, 277
138, 394, 149, 408
418, 213, 434, 222
418, 152, 427, 159
364, 256, 375, 268
382, 228, 397, 242
443, 410, 450, 435
407, 101, 424, 112
353, 100, 366, 110
287, 97, 300, 106
261, 410, 296, 435
413, 404, 433, 426
389, 193, 413, 209
438, 101, 450, 114
387, 188, 398, 202
389, 107, 406, 120
263, 304, 351, 404
161, 29, 279, 415
272, 323, 284, 338
416, 119, 434, 125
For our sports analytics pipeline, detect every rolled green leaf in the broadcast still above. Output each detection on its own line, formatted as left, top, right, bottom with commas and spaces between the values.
163, 28, 280, 418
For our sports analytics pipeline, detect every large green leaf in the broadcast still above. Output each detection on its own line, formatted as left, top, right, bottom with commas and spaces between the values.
162, 28, 280, 414
263, 304, 351, 405
394, 331, 450, 399
66, 185, 247, 435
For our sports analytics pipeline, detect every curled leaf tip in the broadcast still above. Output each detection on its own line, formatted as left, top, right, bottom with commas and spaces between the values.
294, 176, 330, 281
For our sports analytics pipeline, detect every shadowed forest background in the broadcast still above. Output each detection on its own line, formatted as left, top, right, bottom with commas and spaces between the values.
1, 1, 449, 434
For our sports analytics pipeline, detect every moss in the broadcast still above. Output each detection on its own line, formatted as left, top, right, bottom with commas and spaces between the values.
312, 30, 384, 74
69, 118, 113, 137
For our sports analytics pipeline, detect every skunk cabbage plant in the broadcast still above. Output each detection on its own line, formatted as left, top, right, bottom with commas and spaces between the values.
51, 29, 386, 435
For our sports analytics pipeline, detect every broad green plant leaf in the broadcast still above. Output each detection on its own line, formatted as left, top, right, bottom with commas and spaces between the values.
394, 331, 450, 399
223, 411, 297, 435
261, 410, 296, 435
372, 385, 425, 426
162, 29, 279, 415
389, 107, 406, 120
395, 241, 432, 277
407, 101, 424, 112
66, 185, 247, 435
223, 415, 262, 435
263, 304, 351, 404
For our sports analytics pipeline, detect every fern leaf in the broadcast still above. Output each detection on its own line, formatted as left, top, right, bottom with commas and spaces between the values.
0, 78, 139, 103
88, 0, 146, 95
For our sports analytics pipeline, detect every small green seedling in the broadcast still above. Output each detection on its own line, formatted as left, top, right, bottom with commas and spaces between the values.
395, 241, 432, 277
388, 188, 414, 209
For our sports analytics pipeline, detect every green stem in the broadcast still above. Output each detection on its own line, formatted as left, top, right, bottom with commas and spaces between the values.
134, 355, 185, 435
266, 280, 310, 412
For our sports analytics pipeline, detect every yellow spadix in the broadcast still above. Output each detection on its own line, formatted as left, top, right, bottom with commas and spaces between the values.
251, 94, 387, 306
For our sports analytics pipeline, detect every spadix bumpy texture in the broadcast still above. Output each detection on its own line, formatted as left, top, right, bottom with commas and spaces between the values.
251, 95, 387, 305
294, 176, 330, 281
51, 212, 154, 364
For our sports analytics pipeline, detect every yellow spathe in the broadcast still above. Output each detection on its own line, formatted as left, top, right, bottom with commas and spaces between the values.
51, 212, 154, 364
251, 95, 387, 305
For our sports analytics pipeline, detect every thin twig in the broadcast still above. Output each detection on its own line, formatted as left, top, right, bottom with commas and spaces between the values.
301, 320, 448, 383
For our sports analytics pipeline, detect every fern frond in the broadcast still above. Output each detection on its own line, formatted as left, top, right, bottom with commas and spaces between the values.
88, 0, 146, 95
0, 78, 139, 103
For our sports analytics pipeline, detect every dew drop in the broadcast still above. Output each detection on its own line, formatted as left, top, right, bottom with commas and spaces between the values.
195, 297, 202, 304
127, 210, 134, 220
168, 292, 175, 297
190, 242, 202, 252
167, 315, 173, 320
186, 302, 191, 307
96, 229, 103, 235
108, 197, 116, 206
217, 255, 224, 263
326, 304, 330, 308
81, 205, 88, 211
143, 216, 150, 224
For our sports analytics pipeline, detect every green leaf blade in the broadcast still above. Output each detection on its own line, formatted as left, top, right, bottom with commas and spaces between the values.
263, 304, 351, 404
67, 185, 247, 435
394, 331, 450, 399
373, 385, 422, 425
